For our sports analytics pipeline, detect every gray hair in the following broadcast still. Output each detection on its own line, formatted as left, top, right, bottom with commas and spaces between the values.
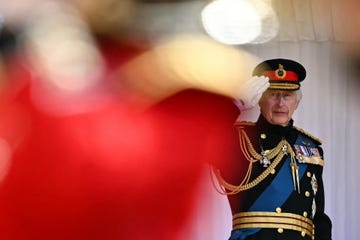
295, 89, 302, 101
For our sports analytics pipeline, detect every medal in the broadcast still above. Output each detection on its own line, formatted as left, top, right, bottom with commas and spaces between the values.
312, 198, 317, 219
311, 174, 318, 195
260, 150, 271, 167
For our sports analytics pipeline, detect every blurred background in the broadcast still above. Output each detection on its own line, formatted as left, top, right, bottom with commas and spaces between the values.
0, 0, 359, 239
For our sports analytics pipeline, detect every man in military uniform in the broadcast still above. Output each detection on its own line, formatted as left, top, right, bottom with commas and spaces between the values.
213, 59, 332, 240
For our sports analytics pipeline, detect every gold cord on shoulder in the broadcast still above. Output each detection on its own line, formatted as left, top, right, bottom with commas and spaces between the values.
211, 129, 296, 195
293, 126, 322, 145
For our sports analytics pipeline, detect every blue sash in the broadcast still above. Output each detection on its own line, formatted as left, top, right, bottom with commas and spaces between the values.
230, 134, 312, 240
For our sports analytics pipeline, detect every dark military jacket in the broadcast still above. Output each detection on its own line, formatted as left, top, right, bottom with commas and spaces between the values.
218, 115, 332, 240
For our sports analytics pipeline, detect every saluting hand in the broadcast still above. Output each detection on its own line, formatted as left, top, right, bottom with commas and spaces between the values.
234, 75, 269, 111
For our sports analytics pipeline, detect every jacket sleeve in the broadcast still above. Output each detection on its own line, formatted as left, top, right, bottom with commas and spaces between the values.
313, 146, 332, 240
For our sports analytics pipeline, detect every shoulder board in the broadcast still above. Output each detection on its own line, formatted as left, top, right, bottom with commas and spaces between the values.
293, 126, 322, 145
234, 121, 256, 128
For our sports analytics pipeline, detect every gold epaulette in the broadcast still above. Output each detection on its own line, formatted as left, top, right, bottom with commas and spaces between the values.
293, 126, 322, 145
234, 121, 256, 128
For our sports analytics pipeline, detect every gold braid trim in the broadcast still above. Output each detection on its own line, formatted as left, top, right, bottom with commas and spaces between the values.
269, 83, 299, 90
234, 121, 256, 127
232, 212, 314, 238
212, 129, 295, 195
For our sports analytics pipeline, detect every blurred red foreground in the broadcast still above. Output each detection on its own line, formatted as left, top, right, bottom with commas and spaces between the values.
0, 40, 240, 240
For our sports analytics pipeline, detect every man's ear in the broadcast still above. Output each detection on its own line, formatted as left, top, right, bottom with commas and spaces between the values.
294, 90, 302, 110
294, 98, 301, 110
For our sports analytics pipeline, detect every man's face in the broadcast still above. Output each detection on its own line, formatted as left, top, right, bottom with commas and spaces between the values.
258, 89, 300, 127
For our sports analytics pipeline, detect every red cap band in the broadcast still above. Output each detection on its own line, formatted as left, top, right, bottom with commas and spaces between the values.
262, 70, 299, 82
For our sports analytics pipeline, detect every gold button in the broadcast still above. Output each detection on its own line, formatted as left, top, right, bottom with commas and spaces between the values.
303, 211, 308, 217
301, 231, 306, 237
305, 191, 311, 197
270, 169, 276, 174
260, 133, 266, 139
275, 207, 282, 213
307, 172, 312, 177
277, 228, 283, 234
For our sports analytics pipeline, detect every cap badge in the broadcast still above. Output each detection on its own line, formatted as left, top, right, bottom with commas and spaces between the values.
275, 64, 287, 79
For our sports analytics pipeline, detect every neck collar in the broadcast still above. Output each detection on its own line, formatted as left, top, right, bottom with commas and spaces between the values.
256, 115, 294, 136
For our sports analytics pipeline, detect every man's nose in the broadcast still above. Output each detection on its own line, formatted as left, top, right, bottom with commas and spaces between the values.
276, 96, 286, 105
